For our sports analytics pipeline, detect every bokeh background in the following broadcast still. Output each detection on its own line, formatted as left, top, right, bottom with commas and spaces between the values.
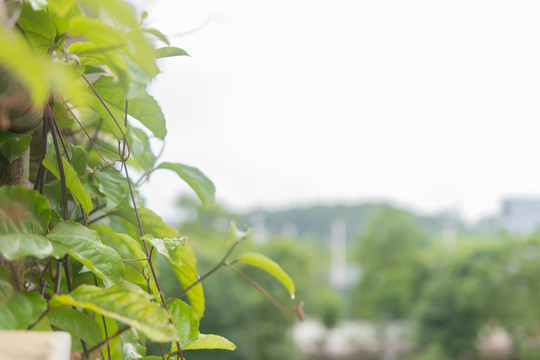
130, 1, 540, 359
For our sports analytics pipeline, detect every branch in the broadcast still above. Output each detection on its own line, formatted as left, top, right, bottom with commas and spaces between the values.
225, 263, 305, 321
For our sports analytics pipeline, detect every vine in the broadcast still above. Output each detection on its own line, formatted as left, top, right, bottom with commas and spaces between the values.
0, 1, 302, 359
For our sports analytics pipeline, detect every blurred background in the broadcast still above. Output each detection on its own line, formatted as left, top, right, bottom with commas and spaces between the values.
132, 0, 540, 359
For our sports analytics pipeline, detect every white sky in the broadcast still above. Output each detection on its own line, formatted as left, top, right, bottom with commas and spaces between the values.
136, 0, 540, 222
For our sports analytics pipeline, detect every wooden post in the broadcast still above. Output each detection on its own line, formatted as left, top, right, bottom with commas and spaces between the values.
0, 331, 72, 360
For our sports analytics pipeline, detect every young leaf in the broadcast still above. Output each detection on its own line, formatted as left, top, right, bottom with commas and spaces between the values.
226, 221, 251, 243
144, 29, 170, 46
47, 307, 102, 345
50, 283, 178, 342
169, 299, 199, 349
0, 131, 32, 163
42, 154, 93, 214
235, 252, 296, 299
156, 162, 215, 209
182, 334, 236, 351
145, 236, 205, 319
0, 280, 47, 330
0, 186, 52, 260
154, 47, 189, 59
47, 221, 125, 285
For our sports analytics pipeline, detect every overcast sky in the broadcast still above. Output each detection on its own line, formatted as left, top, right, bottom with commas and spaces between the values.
135, 0, 540, 222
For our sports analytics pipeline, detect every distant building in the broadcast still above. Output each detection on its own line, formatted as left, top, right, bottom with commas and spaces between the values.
329, 219, 360, 289
499, 198, 540, 235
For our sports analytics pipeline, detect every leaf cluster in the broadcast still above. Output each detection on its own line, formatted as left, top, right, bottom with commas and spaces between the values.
0, 1, 300, 359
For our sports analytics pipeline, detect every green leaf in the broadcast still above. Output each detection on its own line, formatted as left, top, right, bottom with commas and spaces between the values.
169, 300, 199, 348
47, 307, 102, 345
69, 16, 157, 98
127, 127, 157, 170
183, 334, 236, 351
47, 0, 77, 17
95, 168, 128, 210
156, 162, 215, 208
122, 207, 180, 239
80, 0, 140, 31
17, 5, 56, 51
69, 145, 88, 176
144, 29, 170, 46
0, 280, 46, 330
0, 186, 52, 260
47, 221, 125, 285
145, 236, 205, 319
43, 153, 93, 214
236, 252, 296, 299
122, 329, 146, 359
92, 225, 157, 293
0, 20, 85, 107
0, 131, 31, 163
0, 28, 48, 105
93, 76, 167, 139
154, 47, 189, 59
50, 284, 178, 342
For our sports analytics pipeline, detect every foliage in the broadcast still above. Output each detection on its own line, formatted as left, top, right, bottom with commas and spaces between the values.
413, 234, 540, 358
353, 205, 427, 319
0, 1, 301, 359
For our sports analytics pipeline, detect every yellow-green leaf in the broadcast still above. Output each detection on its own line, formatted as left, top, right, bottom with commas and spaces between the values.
236, 252, 296, 299
154, 47, 189, 59
42, 154, 93, 214
50, 284, 178, 342
145, 236, 205, 319
183, 334, 236, 351
156, 162, 215, 208
47, 221, 125, 285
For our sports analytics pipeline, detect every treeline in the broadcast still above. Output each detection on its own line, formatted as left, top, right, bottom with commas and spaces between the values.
162, 197, 540, 359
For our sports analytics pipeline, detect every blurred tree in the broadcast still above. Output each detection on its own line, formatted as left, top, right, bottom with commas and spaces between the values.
413, 234, 540, 359
353, 205, 427, 319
